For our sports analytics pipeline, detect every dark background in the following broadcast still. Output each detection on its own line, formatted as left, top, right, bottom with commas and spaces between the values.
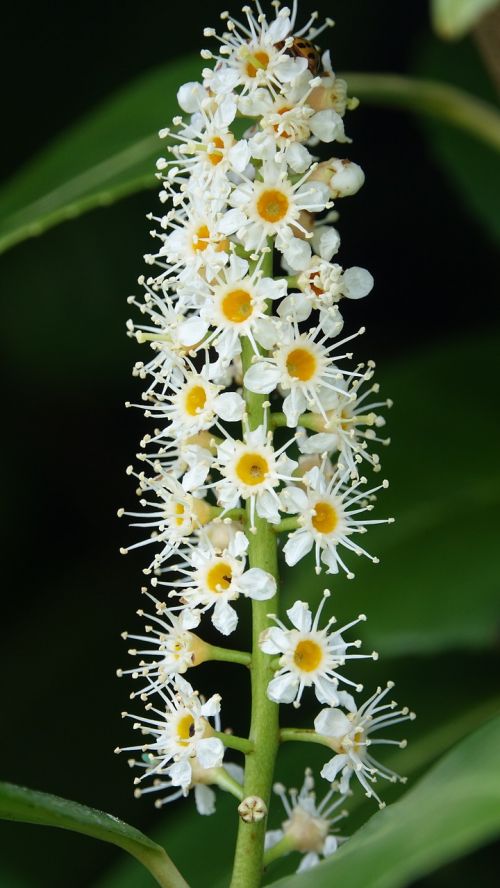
0, 1, 499, 886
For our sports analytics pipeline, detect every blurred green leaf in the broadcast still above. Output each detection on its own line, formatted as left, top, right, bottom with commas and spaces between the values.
282, 332, 500, 656
1, 55, 499, 255
432, 0, 500, 39
94, 691, 500, 888
0, 55, 201, 255
0, 782, 187, 888
270, 712, 500, 888
414, 36, 500, 241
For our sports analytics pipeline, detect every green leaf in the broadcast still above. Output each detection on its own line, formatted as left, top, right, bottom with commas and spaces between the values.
1, 57, 499, 255
0, 782, 188, 888
0, 55, 201, 255
270, 712, 500, 888
432, 0, 500, 39
282, 332, 500, 656
414, 36, 500, 242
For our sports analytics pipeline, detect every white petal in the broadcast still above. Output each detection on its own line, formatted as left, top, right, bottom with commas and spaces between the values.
314, 675, 340, 706
314, 708, 351, 738
219, 208, 247, 234
297, 852, 320, 873
298, 432, 339, 455
178, 317, 208, 347
285, 142, 312, 173
200, 693, 221, 718
244, 360, 281, 394
256, 490, 281, 524
336, 690, 357, 713
310, 109, 345, 143
267, 672, 299, 704
283, 237, 311, 272
168, 758, 192, 788
342, 266, 374, 299
278, 291, 311, 322
214, 96, 237, 128
286, 600, 312, 633
323, 835, 339, 857
259, 626, 289, 654
239, 567, 276, 600
283, 530, 314, 566
280, 485, 309, 513
282, 388, 306, 427
265, 829, 284, 851
194, 784, 216, 816
228, 139, 251, 172
213, 599, 238, 636
312, 226, 341, 261
177, 82, 205, 113
196, 737, 224, 769
213, 391, 245, 421
320, 754, 348, 782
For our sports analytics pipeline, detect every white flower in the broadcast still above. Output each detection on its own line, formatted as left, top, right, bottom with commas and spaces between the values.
118, 472, 216, 571
296, 368, 392, 477
265, 769, 348, 872
202, 5, 333, 111
229, 158, 331, 267
260, 593, 376, 707
118, 590, 203, 698
117, 675, 224, 791
140, 361, 245, 442
281, 463, 393, 576
168, 531, 276, 635
178, 253, 285, 366
315, 683, 415, 807
244, 323, 364, 427
215, 423, 297, 529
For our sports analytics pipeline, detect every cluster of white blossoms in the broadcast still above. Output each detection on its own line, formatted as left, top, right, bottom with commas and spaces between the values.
117, 0, 413, 874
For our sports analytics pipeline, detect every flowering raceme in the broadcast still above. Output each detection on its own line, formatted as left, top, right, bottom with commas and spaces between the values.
116, 2, 414, 884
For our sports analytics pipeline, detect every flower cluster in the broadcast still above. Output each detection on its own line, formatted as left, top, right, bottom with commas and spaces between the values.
117, 0, 413, 875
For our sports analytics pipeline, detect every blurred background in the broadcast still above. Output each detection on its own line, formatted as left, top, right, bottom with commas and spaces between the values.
0, 0, 499, 886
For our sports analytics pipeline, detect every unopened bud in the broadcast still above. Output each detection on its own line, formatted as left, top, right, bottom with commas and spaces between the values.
238, 795, 267, 823
309, 159, 365, 198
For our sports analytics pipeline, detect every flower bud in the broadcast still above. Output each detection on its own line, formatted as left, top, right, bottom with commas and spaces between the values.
309, 159, 365, 198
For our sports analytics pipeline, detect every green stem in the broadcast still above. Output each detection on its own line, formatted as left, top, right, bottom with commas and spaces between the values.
280, 727, 332, 749
273, 517, 300, 534
206, 645, 251, 667
343, 72, 500, 152
230, 250, 280, 888
213, 731, 254, 755
270, 411, 323, 431
263, 833, 295, 868
213, 767, 245, 802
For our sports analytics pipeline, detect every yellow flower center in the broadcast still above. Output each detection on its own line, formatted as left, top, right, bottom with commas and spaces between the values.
193, 224, 210, 252
175, 502, 185, 527
311, 501, 338, 534
273, 106, 292, 137
185, 384, 207, 417
293, 638, 323, 672
353, 728, 364, 752
245, 50, 269, 77
208, 135, 225, 166
285, 347, 317, 381
207, 561, 233, 593
221, 288, 253, 323
177, 713, 195, 745
235, 452, 269, 486
256, 188, 289, 223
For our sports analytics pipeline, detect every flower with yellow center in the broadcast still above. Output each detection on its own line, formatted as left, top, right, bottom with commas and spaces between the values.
229, 158, 330, 267
314, 683, 415, 808
281, 463, 392, 576
244, 324, 365, 427
265, 770, 348, 873
116, 675, 224, 792
118, 591, 204, 699
118, 473, 217, 572
178, 254, 285, 365
296, 368, 392, 478
141, 366, 245, 444
167, 532, 276, 635
260, 594, 375, 707
215, 423, 297, 530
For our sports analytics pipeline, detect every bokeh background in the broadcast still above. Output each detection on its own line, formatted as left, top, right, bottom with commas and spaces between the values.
1, 0, 499, 886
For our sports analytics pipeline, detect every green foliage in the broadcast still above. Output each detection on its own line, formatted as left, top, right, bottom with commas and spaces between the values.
281, 333, 500, 656
414, 36, 500, 242
0, 55, 201, 255
269, 713, 500, 887
432, 0, 500, 38
0, 782, 187, 888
